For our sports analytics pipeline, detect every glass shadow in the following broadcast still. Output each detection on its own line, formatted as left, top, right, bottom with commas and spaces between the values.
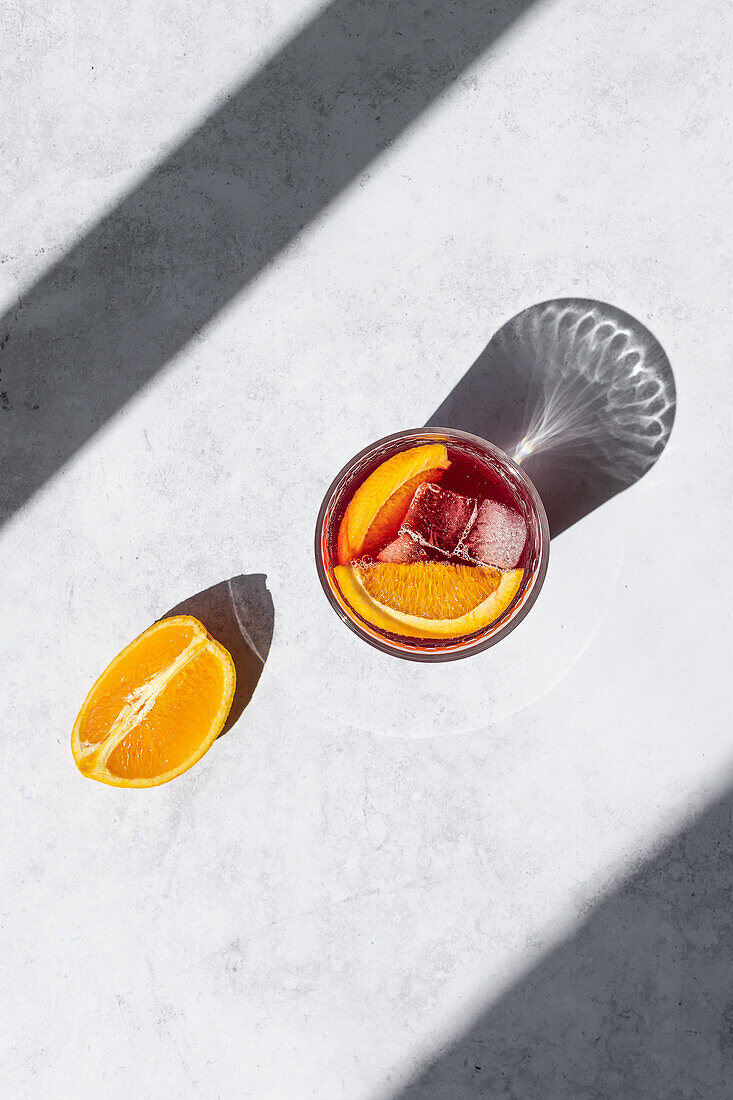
428, 299, 676, 537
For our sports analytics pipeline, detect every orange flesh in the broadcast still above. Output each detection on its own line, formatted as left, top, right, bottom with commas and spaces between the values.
357, 562, 502, 618
80, 619, 198, 746
105, 647, 229, 780
71, 616, 235, 787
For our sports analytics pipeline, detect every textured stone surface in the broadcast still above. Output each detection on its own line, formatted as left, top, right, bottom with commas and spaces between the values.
1, 0, 731, 1097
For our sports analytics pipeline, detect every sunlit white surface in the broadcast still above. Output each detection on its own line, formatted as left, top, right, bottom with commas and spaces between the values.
1, 0, 731, 1096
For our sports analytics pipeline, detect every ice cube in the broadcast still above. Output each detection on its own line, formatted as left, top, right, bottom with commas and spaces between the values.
376, 533, 429, 563
400, 483, 476, 555
459, 499, 527, 569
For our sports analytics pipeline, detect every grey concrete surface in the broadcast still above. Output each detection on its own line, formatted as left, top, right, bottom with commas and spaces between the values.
1, 0, 731, 1096
393, 789, 733, 1098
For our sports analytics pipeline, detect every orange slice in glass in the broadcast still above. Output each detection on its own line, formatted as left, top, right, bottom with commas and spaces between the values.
333, 562, 523, 639
71, 615, 235, 787
336, 443, 450, 564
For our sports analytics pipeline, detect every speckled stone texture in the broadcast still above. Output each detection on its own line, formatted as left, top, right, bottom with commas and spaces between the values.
395, 791, 733, 1098
1, 0, 731, 1097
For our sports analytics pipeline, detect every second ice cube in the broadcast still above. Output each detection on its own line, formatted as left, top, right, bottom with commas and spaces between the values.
460, 499, 527, 569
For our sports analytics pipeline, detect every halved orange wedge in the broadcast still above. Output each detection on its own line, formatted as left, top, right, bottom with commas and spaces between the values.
336, 443, 450, 564
71, 615, 235, 787
334, 562, 523, 639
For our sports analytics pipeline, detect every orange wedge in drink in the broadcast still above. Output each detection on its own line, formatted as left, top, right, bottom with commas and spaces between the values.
333, 562, 523, 639
71, 615, 235, 787
336, 443, 450, 564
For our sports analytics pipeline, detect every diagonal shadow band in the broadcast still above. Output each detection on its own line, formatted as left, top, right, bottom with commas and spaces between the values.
390, 785, 733, 1099
0, 0, 535, 528
429, 299, 676, 538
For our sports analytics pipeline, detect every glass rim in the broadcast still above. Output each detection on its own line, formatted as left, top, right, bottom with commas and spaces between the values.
314, 427, 550, 663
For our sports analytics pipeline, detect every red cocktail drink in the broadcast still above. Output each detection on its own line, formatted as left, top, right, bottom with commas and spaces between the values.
315, 428, 549, 661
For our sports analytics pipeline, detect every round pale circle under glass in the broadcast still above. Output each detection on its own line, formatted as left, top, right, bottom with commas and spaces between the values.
269, 504, 623, 739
